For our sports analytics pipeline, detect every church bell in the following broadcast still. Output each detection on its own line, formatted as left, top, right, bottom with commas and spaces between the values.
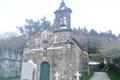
60, 17, 66, 27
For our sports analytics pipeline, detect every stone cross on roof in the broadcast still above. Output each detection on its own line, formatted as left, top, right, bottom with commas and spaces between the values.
59, 0, 66, 9
54, 72, 60, 80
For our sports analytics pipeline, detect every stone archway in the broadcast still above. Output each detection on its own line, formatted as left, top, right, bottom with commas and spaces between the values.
40, 62, 50, 80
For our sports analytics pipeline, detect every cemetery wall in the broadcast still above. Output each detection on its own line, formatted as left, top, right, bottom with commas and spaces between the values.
0, 49, 22, 77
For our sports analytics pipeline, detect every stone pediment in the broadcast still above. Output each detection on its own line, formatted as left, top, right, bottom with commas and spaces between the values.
26, 30, 54, 49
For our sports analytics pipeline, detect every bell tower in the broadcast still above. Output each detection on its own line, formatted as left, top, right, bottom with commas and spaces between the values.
54, 0, 72, 31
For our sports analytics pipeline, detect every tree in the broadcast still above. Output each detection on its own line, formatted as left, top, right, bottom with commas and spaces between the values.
89, 29, 98, 35
89, 53, 104, 62
118, 34, 120, 39
17, 17, 51, 36
80, 27, 88, 34
87, 39, 98, 53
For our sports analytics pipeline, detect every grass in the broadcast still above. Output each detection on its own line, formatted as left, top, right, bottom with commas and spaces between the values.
0, 72, 94, 80
0, 76, 20, 80
81, 72, 94, 80
107, 69, 120, 80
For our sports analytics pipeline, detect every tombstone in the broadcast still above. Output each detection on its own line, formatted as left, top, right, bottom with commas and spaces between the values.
54, 72, 60, 80
21, 60, 37, 80
75, 71, 82, 80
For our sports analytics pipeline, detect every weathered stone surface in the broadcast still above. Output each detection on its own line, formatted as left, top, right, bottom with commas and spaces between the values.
0, 49, 22, 77
23, 0, 89, 80
21, 60, 37, 80
23, 29, 89, 80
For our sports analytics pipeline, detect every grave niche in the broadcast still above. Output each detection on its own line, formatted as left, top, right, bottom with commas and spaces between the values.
21, 60, 37, 80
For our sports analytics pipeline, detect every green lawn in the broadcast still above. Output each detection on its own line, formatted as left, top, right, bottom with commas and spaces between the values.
0, 76, 20, 80
107, 70, 120, 80
81, 72, 94, 80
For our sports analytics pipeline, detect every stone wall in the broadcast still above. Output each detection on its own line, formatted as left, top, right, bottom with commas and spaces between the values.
0, 49, 22, 77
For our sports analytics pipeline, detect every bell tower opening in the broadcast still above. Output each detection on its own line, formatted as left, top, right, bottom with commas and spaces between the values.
53, 0, 72, 31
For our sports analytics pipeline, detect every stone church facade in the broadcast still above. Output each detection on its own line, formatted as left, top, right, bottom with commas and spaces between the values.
23, 0, 89, 80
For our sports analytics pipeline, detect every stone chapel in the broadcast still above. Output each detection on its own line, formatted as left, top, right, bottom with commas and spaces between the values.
23, 0, 89, 80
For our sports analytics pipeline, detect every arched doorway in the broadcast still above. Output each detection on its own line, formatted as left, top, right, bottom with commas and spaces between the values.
40, 62, 50, 80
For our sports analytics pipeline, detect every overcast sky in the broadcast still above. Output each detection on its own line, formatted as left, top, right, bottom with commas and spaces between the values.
0, 0, 120, 35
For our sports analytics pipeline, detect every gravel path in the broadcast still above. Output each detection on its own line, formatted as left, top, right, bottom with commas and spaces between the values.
90, 72, 110, 80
